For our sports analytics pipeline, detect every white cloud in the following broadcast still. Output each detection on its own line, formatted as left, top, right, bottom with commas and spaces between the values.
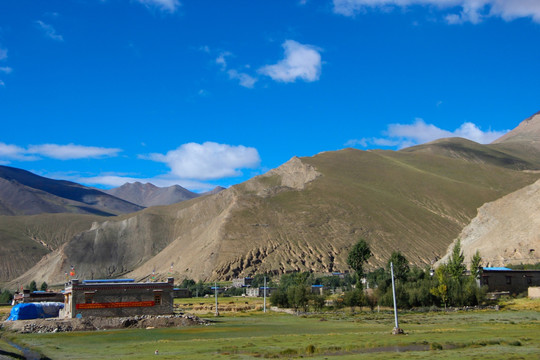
144, 142, 261, 180
136, 0, 180, 13
228, 70, 258, 88
212, 51, 258, 88
0, 67, 13, 74
27, 144, 122, 160
258, 40, 322, 83
0, 142, 122, 161
35, 20, 64, 41
333, 0, 540, 23
0, 142, 38, 162
0, 47, 11, 86
347, 118, 508, 149
216, 52, 232, 70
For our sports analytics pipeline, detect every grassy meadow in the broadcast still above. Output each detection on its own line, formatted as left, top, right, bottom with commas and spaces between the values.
1, 298, 539, 359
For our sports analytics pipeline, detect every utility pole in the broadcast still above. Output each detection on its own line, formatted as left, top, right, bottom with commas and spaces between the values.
263, 276, 267, 313
391, 262, 404, 334
214, 282, 219, 317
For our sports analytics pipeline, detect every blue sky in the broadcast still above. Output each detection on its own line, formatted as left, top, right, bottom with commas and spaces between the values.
0, 0, 539, 191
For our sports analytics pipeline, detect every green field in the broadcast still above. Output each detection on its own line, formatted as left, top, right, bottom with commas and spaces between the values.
1, 300, 539, 360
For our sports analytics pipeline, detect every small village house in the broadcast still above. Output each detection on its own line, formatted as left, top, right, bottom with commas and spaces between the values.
481, 267, 540, 294
61, 278, 175, 318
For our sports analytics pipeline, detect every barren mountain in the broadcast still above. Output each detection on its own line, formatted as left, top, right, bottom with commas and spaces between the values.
492, 111, 540, 148
8, 147, 539, 287
0, 166, 143, 216
0, 213, 104, 282
438, 179, 540, 267
490, 111, 540, 166
104, 182, 199, 207
104, 182, 225, 207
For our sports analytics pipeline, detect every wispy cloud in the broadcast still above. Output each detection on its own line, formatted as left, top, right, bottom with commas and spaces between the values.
135, 0, 181, 13
333, 0, 540, 24
346, 118, 509, 149
0, 143, 38, 161
143, 141, 261, 180
0, 142, 122, 162
35, 20, 64, 41
27, 144, 122, 160
212, 50, 258, 88
227, 69, 257, 88
258, 40, 322, 83
215, 51, 232, 70
0, 47, 12, 86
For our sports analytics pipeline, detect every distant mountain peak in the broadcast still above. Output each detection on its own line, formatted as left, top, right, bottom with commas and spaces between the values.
0, 165, 143, 216
492, 111, 540, 145
104, 182, 213, 207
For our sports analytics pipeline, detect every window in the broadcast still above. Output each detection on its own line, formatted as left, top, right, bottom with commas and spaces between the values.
505, 276, 512, 285
526, 276, 532, 285
84, 292, 94, 304
154, 291, 162, 305
482, 277, 489, 285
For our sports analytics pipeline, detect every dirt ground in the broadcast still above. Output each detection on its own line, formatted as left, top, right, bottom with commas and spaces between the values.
1, 313, 208, 334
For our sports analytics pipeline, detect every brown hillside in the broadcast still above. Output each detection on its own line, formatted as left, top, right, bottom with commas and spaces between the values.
0, 214, 104, 282
438, 179, 540, 267
9, 149, 539, 287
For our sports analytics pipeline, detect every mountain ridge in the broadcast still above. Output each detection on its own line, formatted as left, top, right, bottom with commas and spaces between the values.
0, 166, 143, 216
3, 112, 540, 287
104, 182, 225, 207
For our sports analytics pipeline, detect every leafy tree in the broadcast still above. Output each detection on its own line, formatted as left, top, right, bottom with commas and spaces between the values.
430, 265, 449, 309
251, 274, 275, 288
28, 280, 38, 292
0, 289, 13, 304
287, 284, 309, 311
447, 239, 466, 280
40, 281, 48, 291
470, 250, 482, 279
387, 251, 410, 281
342, 289, 365, 309
310, 294, 326, 312
347, 239, 372, 287
180, 278, 196, 288
366, 267, 388, 289
270, 289, 289, 308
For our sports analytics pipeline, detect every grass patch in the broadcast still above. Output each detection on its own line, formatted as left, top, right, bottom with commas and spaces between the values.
3, 308, 539, 359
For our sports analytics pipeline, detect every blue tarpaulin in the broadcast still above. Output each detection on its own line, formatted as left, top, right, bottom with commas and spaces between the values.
7, 302, 64, 321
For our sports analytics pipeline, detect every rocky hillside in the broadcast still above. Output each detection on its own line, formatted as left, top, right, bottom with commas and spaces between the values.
0, 166, 143, 216
4, 112, 540, 287
8, 145, 539, 286
0, 213, 104, 282
438, 179, 540, 267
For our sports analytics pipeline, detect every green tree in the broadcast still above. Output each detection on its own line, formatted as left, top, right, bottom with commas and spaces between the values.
387, 251, 410, 281
40, 281, 48, 291
430, 265, 449, 309
447, 239, 466, 280
347, 239, 372, 287
310, 294, 326, 312
342, 288, 365, 310
0, 289, 13, 304
28, 280, 38, 292
270, 289, 289, 308
470, 250, 482, 279
287, 284, 309, 311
